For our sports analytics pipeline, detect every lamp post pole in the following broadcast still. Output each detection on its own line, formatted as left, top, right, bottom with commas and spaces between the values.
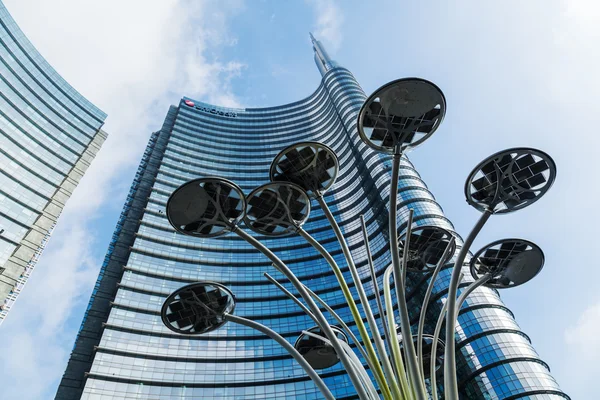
416, 237, 455, 381
317, 194, 402, 400
298, 226, 392, 399
443, 210, 492, 398
233, 227, 372, 400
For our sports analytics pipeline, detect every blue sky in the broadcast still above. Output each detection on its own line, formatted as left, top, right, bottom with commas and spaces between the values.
0, 0, 598, 398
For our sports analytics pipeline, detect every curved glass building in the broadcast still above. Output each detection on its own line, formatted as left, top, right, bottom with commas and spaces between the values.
0, 1, 107, 323
57, 35, 567, 399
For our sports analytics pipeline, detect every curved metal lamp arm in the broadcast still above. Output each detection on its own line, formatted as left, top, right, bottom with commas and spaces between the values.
388, 152, 428, 400
233, 227, 370, 400
430, 302, 447, 400
383, 266, 412, 400
430, 272, 463, 400
263, 272, 382, 400
224, 314, 335, 400
264, 270, 379, 385
416, 237, 456, 381
341, 342, 382, 400
298, 224, 396, 400
430, 273, 490, 400
455, 274, 492, 314
302, 284, 371, 363
359, 215, 394, 366
302, 330, 380, 400
264, 273, 317, 322
443, 211, 492, 399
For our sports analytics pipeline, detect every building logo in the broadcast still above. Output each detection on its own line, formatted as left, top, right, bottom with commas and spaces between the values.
183, 99, 238, 118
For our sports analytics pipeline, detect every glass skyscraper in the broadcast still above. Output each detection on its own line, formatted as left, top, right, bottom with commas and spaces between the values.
0, 1, 107, 323
57, 35, 567, 399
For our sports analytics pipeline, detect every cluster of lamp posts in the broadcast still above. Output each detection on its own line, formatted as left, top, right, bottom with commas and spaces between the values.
160, 78, 556, 400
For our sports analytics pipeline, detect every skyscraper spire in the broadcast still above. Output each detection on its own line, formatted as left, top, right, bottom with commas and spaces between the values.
310, 32, 339, 76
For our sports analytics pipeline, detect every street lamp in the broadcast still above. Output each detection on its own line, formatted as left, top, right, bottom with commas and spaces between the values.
159, 76, 556, 400
166, 177, 372, 399
358, 77, 447, 400
161, 281, 336, 400
399, 226, 456, 385
244, 182, 311, 236
161, 281, 235, 335
294, 325, 348, 370
469, 238, 545, 289
270, 143, 400, 399
443, 148, 556, 399
430, 238, 546, 400
357, 78, 446, 154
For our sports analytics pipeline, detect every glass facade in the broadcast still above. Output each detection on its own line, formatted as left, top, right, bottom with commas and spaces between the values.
0, 1, 107, 323
57, 36, 567, 399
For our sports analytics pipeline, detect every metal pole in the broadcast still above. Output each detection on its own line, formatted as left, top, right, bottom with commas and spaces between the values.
430, 272, 462, 400
265, 271, 379, 383
383, 266, 412, 400
431, 273, 490, 400
443, 210, 492, 399
303, 330, 380, 400
416, 237, 456, 381
359, 215, 394, 366
430, 301, 447, 400
455, 274, 492, 316
234, 227, 370, 400
340, 341, 381, 400
265, 271, 381, 398
224, 314, 335, 400
302, 284, 371, 363
264, 273, 316, 322
314, 197, 402, 400
389, 150, 428, 400
298, 227, 394, 400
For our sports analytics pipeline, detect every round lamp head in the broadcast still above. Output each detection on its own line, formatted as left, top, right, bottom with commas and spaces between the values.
465, 148, 556, 214
399, 334, 445, 378
244, 182, 311, 236
166, 177, 246, 238
358, 78, 446, 153
399, 226, 456, 273
294, 326, 348, 370
161, 282, 235, 335
470, 239, 545, 289
270, 142, 339, 197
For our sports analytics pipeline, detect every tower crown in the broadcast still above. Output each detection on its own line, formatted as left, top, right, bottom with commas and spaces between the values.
310, 33, 339, 76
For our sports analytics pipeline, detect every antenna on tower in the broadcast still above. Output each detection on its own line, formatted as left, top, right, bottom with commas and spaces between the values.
309, 32, 338, 76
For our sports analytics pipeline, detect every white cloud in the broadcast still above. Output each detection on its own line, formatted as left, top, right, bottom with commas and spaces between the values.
0, 0, 245, 397
565, 301, 600, 361
541, 0, 600, 109
564, 0, 600, 24
0, 224, 98, 399
307, 0, 343, 51
562, 299, 600, 396
2, 0, 246, 216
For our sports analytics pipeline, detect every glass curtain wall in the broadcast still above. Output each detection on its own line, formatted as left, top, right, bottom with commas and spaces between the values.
0, 1, 107, 323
